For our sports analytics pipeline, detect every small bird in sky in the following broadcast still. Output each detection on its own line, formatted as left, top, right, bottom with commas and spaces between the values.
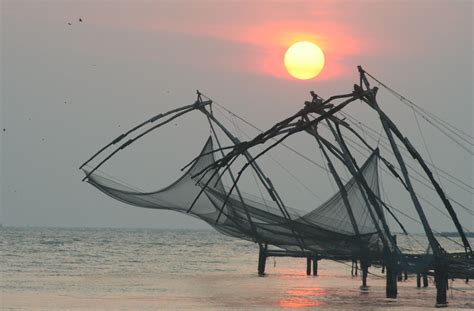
2, 128, 5, 132
68, 22, 72, 26
79, 18, 83, 22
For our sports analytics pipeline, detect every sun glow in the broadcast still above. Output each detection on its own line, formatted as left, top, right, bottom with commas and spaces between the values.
284, 41, 325, 80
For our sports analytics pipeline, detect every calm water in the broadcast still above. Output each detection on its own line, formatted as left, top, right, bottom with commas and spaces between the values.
1, 227, 473, 310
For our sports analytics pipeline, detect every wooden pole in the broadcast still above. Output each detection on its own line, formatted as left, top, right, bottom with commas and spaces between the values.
258, 244, 267, 276
357, 66, 442, 257
386, 266, 398, 298
417, 273, 421, 288
202, 107, 306, 251
306, 257, 312, 276
398, 272, 403, 282
435, 262, 448, 307
423, 272, 429, 287
361, 259, 369, 289
312, 257, 318, 276
309, 122, 361, 238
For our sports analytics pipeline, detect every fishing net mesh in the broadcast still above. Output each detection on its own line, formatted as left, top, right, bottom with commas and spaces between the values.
85, 137, 385, 257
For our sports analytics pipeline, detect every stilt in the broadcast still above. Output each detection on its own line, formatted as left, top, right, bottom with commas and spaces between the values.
423, 272, 429, 287
404, 271, 408, 280
386, 266, 398, 298
397, 271, 403, 282
258, 244, 267, 276
306, 257, 312, 276
360, 259, 369, 289
351, 260, 356, 276
417, 273, 421, 288
434, 264, 448, 307
312, 256, 318, 276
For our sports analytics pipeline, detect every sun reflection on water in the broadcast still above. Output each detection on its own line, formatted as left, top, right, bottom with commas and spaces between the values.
274, 268, 327, 308
278, 286, 327, 308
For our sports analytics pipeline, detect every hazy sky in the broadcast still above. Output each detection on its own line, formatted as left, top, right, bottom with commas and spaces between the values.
1, 1, 472, 232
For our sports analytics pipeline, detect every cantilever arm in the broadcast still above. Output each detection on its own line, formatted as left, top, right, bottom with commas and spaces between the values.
192, 90, 370, 182
79, 103, 199, 170
81, 100, 212, 181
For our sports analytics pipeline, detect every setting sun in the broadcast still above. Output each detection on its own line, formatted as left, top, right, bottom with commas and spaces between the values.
284, 41, 325, 80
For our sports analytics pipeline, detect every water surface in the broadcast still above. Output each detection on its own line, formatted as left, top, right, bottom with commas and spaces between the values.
1, 227, 473, 309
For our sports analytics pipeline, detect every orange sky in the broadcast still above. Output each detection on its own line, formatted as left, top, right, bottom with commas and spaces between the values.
57, 1, 381, 80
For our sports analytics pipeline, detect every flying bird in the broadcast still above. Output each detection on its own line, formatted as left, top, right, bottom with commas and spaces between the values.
68, 22, 72, 26
79, 18, 83, 22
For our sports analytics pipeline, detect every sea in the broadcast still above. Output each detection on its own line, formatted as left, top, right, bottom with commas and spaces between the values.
1, 227, 473, 310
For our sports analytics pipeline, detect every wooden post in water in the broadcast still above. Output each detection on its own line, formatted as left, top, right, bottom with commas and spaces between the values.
423, 272, 429, 287
258, 244, 267, 276
417, 273, 421, 288
386, 266, 398, 298
312, 256, 318, 276
360, 260, 369, 289
306, 257, 312, 276
435, 261, 448, 307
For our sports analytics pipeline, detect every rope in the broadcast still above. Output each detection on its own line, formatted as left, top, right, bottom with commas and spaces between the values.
215, 105, 325, 204
412, 108, 444, 187
200, 94, 332, 176
318, 143, 337, 193
340, 111, 474, 194
83, 165, 144, 192
381, 198, 467, 250
225, 108, 271, 213
336, 117, 474, 215
207, 90, 474, 238
336, 129, 474, 230
364, 70, 474, 144
334, 259, 385, 279
419, 114, 474, 155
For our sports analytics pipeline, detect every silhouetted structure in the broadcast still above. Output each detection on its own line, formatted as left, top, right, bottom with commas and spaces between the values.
81, 66, 473, 307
